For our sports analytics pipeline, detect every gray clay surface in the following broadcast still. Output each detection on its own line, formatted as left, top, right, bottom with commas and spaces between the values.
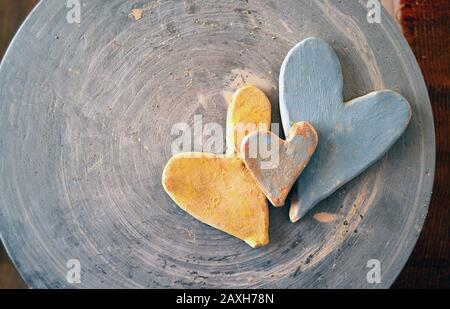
0, 0, 435, 288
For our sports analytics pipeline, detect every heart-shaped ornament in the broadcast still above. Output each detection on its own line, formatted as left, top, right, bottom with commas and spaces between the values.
226, 85, 272, 155
162, 86, 271, 248
241, 122, 318, 207
162, 153, 268, 248
280, 37, 412, 222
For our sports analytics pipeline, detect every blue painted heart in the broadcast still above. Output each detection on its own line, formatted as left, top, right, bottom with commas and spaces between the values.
280, 37, 412, 222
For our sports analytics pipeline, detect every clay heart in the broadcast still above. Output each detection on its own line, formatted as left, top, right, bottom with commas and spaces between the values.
280, 37, 412, 222
226, 85, 272, 155
162, 153, 268, 248
163, 86, 271, 247
241, 122, 318, 207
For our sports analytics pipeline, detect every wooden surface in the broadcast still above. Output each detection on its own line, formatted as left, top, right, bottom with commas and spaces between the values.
0, 0, 442, 286
392, 0, 450, 289
0, 0, 38, 290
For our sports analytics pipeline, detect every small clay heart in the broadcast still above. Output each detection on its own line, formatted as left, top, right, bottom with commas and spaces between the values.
241, 122, 318, 207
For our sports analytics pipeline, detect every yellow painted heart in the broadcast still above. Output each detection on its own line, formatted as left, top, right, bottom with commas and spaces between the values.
226, 85, 271, 155
162, 85, 271, 248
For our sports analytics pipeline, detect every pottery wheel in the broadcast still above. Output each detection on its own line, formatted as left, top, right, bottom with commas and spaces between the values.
0, 0, 435, 288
